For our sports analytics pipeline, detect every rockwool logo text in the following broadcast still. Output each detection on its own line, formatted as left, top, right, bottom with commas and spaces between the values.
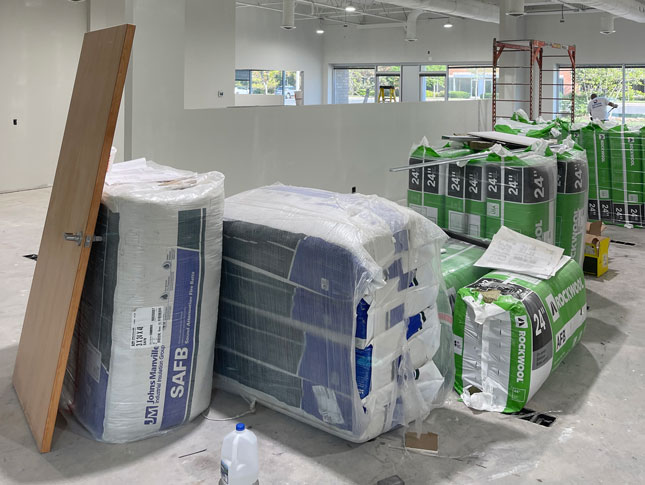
545, 277, 584, 321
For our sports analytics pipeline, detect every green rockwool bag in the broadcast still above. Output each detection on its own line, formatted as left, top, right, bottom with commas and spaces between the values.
440, 238, 488, 312
407, 145, 425, 216
484, 149, 557, 244
453, 259, 587, 413
445, 162, 467, 234
424, 146, 472, 228
554, 141, 589, 266
579, 123, 613, 222
608, 126, 644, 226
407, 142, 474, 228
464, 160, 487, 239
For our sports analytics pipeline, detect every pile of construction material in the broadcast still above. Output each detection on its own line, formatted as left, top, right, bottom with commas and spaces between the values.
572, 122, 644, 227
214, 185, 453, 442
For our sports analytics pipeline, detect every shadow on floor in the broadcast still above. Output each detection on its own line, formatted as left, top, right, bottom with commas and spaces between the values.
208, 389, 528, 484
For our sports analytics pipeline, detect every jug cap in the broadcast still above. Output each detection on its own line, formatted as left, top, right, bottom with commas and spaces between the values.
236, 423, 245, 431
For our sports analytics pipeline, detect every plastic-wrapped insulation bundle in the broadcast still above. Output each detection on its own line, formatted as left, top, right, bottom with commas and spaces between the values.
553, 139, 589, 265
453, 259, 587, 413
483, 145, 557, 244
608, 126, 644, 226
63, 159, 225, 443
215, 185, 453, 442
579, 122, 613, 222
406, 138, 474, 229
439, 238, 488, 314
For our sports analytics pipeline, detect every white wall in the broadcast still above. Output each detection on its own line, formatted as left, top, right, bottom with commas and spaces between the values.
525, 12, 645, 118
0, 0, 87, 193
235, 6, 324, 105
127, 0, 490, 202
184, 0, 235, 109
526, 12, 645, 65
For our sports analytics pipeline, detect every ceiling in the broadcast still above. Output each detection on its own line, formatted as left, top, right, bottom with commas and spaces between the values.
235, 1, 608, 26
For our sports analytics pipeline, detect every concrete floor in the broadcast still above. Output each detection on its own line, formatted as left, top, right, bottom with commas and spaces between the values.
1, 187, 644, 484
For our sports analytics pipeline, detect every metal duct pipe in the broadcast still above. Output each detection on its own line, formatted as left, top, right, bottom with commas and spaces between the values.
573, 0, 645, 22
384, 0, 499, 24
600, 13, 616, 33
281, 0, 296, 30
405, 10, 424, 42
506, 0, 525, 17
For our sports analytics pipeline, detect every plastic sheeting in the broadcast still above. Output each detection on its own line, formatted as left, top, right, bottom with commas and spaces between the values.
62, 160, 225, 443
214, 185, 453, 442
453, 259, 586, 413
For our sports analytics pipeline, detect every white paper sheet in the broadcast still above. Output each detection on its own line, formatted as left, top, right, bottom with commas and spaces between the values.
475, 226, 566, 279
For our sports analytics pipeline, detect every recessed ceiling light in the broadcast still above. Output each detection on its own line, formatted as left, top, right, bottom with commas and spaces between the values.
316, 29, 325, 34
345, 6, 356, 12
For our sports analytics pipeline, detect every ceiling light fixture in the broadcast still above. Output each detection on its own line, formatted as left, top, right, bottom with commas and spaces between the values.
443, 19, 453, 28
316, 28, 325, 34
560, 4, 565, 23
345, 5, 356, 12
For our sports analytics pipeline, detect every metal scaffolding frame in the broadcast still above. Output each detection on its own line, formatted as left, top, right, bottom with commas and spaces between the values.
492, 39, 576, 125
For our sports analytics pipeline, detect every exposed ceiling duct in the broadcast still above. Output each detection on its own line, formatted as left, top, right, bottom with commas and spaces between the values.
572, 0, 645, 23
600, 12, 616, 34
506, 0, 525, 17
281, 0, 296, 30
405, 10, 424, 41
383, 0, 499, 24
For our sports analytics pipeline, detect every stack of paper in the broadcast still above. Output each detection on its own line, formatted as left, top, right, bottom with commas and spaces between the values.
475, 226, 570, 279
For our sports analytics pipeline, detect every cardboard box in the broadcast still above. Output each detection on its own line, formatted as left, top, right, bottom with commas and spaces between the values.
583, 221, 609, 276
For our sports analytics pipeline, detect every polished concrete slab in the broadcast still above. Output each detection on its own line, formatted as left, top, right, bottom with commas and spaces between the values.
1, 187, 643, 484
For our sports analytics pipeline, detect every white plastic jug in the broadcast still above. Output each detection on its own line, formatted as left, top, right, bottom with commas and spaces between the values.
220, 423, 259, 485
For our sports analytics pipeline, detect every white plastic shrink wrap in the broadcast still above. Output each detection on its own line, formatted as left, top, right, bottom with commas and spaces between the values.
214, 185, 453, 442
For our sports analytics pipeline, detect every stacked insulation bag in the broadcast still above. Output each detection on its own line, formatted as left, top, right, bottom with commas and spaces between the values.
62, 159, 225, 443
552, 138, 589, 265
453, 260, 587, 412
576, 121, 615, 222
214, 185, 453, 442
407, 138, 474, 229
440, 238, 488, 313
607, 125, 644, 226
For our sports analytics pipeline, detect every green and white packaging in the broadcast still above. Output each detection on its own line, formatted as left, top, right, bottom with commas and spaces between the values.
554, 139, 589, 265
579, 123, 613, 222
407, 145, 425, 215
440, 238, 488, 311
445, 163, 467, 234
464, 160, 487, 238
608, 126, 643, 226
406, 141, 474, 229
453, 259, 587, 413
484, 147, 557, 244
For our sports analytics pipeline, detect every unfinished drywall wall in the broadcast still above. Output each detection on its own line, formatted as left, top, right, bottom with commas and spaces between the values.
0, 0, 87, 193
127, 0, 490, 202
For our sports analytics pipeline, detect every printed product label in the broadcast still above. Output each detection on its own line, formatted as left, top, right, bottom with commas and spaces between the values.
409, 158, 423, 191
131, 306, 164, 348
424, 165, 442, 194
453, 335, 463, 355
447, 164, 465, 198
465, 165, 484, 202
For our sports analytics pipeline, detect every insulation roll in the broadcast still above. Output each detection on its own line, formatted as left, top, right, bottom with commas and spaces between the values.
66, 160, 225, 443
